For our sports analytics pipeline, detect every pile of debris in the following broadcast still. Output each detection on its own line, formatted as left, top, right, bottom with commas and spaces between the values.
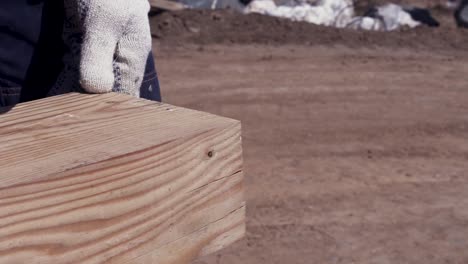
452, 0, 468, 27
150, 0, 468, 31
245, 0, 440, 31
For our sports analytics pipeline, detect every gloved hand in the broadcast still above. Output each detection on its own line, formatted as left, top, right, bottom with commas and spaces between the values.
49, 0, 152, 97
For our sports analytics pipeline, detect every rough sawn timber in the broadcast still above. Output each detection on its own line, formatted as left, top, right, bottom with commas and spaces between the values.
0, 93, 245, 264
149, 0, 186, 11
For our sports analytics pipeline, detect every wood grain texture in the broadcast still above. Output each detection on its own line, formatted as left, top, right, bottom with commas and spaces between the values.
0, 93, 245, 264
149, 0, 186, 11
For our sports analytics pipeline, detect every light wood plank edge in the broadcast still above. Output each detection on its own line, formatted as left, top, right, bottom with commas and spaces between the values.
0, 93, 241, 188
149, 0, 186, 11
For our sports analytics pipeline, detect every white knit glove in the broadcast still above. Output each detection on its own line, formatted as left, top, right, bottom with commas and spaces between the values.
50, 0, 152, 97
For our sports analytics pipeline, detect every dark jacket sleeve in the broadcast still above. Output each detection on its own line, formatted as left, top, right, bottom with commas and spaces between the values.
0, 0, 65, 106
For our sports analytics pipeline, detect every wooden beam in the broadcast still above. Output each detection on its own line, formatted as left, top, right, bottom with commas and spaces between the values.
0, 93, 245, 264
149, 0, 186, 11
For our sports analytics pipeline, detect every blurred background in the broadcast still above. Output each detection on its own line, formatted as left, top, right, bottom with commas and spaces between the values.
150, 1, 468, 263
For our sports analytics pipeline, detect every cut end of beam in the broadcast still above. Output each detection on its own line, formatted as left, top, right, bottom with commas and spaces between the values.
0, 93, 245, 264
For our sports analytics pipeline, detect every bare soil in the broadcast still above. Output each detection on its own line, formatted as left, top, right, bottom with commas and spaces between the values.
151, 8, 468, 264
150, 8, 468, 50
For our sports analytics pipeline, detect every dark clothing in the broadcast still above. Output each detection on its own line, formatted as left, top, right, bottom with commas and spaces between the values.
0, 80, 21, 107
140, 54, 162, 102
1, 0, 65, 106
0, 0, 161, 107
0, 0, 45, 88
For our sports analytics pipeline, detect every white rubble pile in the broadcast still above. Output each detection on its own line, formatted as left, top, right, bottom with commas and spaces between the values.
244, 0, 354, 27
244, 0, 423, 31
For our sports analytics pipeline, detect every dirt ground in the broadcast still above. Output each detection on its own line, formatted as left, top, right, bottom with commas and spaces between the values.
151, 8, 468, 264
